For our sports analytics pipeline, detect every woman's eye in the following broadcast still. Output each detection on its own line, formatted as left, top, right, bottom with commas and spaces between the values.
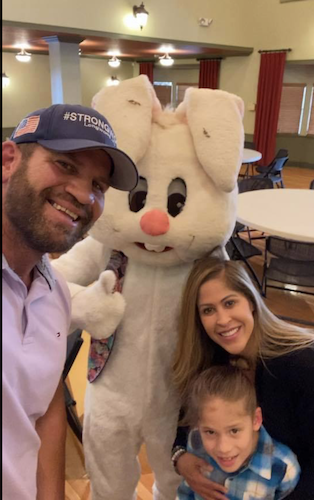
205, 430, 215, 435
225, 300, 235, 308
202, 307, 214, 315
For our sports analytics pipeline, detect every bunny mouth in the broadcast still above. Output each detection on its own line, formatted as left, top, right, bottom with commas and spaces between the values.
135, 243, 173, 253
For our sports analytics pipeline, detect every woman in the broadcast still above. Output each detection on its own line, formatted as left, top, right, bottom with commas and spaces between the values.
172, 256, 314, 500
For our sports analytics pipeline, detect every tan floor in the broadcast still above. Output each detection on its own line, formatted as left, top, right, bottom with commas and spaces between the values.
65, 165, 314, 499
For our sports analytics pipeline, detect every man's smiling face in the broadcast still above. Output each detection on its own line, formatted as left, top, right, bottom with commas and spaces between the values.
4, 145, 111, 253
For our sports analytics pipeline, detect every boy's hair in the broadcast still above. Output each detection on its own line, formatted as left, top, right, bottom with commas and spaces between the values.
185, 365, 257, 428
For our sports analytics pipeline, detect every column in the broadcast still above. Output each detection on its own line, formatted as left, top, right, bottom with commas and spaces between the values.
44, 35, 83, 105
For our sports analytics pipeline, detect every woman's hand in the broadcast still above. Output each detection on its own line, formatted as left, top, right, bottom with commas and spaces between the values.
176, 452, 228, 500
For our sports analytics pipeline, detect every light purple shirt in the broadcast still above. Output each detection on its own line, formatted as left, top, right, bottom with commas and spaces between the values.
2, 254, 71, 500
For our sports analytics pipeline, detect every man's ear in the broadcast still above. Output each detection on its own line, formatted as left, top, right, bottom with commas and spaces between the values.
253, 406, 263, 431
2, 141, 21, 183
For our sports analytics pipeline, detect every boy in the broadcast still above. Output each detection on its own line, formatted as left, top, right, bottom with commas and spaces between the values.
177, 365, 300, 500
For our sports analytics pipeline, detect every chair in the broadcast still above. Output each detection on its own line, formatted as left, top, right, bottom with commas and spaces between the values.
236, 177, 273, 241
255, 149, 288, 175
227, 176, 265, 287
63, 329, 84, 443
262, 237, 314, 297
226, 233, 262, 291
250, 151, 289, 188
309, 180, 314, 190
238, 177, 274, 193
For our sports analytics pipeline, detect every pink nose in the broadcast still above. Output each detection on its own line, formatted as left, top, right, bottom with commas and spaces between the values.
140, 209, 170, 236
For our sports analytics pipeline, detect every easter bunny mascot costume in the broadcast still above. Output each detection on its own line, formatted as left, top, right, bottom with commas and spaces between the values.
53, 75, 244, 499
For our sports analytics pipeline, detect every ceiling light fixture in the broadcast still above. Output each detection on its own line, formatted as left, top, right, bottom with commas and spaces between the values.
2, 72, 10, 88
107, 76, 120, 87
108, 56, 121, 68
159, 53, 174, 67
133, 2, 149, 30
15, 48, 32, 63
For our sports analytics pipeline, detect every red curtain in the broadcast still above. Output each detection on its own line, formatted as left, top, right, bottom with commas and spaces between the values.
253, 52, 286, 165
199, 59, 221, 89
139, 62, 154, 84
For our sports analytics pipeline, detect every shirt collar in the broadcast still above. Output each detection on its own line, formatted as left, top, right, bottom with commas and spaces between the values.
2, 253, 56, 290
35, 254, 57, 290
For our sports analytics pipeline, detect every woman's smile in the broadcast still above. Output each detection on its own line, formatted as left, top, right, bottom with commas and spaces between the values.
198, 277, 255, 356
216, 326, 241, 338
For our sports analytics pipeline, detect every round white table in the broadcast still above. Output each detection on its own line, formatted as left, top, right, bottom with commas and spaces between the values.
242, 148, 262, 164
237, 189, 314, 243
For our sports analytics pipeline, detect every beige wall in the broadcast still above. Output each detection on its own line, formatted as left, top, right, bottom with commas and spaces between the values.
2, 0, 259, 47
3, 0, 314, 55
80, 58, 134, 107
251, 0, 314, 61
2, 52, 52, 128
3, 0, 314, 134
2, 52, 135, 128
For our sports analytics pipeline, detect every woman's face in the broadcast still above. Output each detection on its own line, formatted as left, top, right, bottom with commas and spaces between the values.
197, 276, 255, 357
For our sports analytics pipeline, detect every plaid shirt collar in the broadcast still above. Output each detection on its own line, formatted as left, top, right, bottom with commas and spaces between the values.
242, 425, 274, 480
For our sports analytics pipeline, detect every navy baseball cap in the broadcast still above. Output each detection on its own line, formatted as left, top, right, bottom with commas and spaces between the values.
10, 104, 138, 192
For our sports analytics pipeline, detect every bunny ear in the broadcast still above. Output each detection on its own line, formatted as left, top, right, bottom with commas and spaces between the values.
184, 88, 244, 193
92, 75, 161, 163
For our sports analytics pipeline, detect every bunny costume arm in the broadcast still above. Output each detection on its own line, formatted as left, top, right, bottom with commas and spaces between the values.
51, 236, 125, 338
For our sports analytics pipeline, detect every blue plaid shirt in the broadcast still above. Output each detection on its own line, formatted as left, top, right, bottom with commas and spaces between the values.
177, 426, 300, 500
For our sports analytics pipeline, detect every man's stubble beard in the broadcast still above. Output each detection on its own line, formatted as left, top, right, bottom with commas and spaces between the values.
5, 159, 94, 254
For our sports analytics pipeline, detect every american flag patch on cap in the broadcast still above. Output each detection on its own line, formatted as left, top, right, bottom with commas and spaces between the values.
13, 115, 40, 138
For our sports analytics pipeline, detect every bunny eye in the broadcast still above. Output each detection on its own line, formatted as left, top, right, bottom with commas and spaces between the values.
167, 178, 187, 217
129, 177, 148, 213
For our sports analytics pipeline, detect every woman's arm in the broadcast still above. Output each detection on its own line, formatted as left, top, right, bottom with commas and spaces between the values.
172, 420, 228, 500
176, 453, 228, 500
173, 419, 189, 449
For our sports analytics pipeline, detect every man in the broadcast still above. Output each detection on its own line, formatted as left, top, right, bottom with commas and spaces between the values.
2, 103, 138, 500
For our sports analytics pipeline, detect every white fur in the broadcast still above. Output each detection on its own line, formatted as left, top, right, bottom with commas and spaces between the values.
53, 75, 244, 500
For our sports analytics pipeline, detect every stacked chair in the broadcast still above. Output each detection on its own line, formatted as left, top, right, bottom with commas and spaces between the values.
262, 237, 314, 297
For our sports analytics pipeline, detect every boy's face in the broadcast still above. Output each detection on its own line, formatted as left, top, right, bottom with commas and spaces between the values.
199, 396, 262, 473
